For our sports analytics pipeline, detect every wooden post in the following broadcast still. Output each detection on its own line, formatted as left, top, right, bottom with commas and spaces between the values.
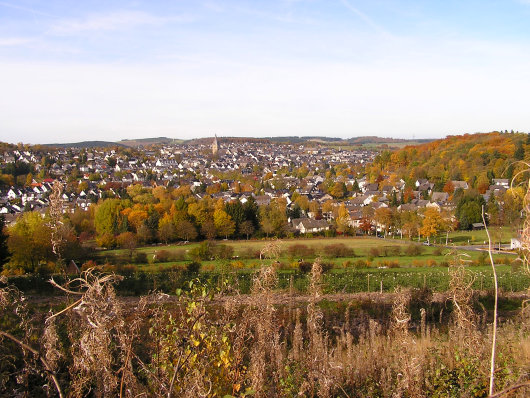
380, 279, 383, 294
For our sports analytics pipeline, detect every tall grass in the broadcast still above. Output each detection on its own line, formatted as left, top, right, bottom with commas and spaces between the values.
1, 257, 529, 397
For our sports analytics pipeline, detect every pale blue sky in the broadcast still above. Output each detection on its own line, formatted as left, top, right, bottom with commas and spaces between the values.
1, 0, 530, 143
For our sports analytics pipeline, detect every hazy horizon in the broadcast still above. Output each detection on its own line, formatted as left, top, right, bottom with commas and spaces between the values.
2, 1, 530, 144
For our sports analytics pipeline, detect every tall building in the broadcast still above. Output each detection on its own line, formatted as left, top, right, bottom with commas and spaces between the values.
212, 134, 219, 156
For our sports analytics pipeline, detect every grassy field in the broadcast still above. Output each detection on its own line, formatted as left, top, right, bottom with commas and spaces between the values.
441, 226, 515, 245
97, 235, 518, 273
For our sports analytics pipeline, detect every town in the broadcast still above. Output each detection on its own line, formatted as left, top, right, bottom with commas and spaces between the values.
0, 135, 521, 242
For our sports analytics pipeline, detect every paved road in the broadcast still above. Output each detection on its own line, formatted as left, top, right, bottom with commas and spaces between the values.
443, 244, 516, 255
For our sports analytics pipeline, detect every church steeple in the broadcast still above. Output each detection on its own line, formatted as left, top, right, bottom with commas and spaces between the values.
212, 134, 219, 156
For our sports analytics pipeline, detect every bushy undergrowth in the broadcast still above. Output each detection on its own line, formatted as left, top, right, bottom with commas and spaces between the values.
1, 258, 529, 397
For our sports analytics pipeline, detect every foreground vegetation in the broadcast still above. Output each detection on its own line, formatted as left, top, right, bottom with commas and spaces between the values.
1, 255, 529, 397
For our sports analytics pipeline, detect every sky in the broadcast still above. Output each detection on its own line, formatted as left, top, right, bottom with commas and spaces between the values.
1, 0, 530, 144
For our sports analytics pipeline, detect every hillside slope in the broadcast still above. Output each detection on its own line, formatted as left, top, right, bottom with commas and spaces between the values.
368, 132, 529, 190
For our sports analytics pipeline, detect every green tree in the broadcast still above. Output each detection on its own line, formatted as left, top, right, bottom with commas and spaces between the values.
503, 187, 524, 225
455, 191, 486, 230
7, 212, 53, 272
486, 194, 501, 226
514, 140, 525, 160
225, 200, 245, 235
259, 204, 288, 237
94, 199, 128, 237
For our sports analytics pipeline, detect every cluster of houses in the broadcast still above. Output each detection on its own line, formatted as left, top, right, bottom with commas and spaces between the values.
0, 139, 511, 235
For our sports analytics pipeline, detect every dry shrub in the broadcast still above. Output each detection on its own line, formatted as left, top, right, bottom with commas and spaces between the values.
426, 259, 438, 267
287, 243, 315, 259
368, 247, 380, 258
448, 254, 478, 338
354, 259, 370, 269
379, 260, 400, 268
56, 270, 127, 397
412, 259, 425, 267
322, 243, 355, 258
241, 247, 261, 259
299, 259, 335, 397
405, 244, 424, 256
247, 265, 281, 397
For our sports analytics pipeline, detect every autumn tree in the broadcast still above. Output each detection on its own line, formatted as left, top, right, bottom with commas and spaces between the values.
239, 220, 255, 240
374, 207, 394, 237
335, 204, 351, 235
158, 216, 176, 243
359, 218, 373, 235
400, 210, 422, 240
214, 208, 235, 239
136, 223, 153, 244
420, 208, 445, 244
294, 195, 310, 212
117, 231, 138, 258
175, 220, 198, 241
330, 182, 347, 199
322, 200, 335, 219
125, 208, 149, 232
201, 220, 217, 240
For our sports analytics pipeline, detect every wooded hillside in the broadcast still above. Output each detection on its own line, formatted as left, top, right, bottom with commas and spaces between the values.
368, 132, 529, 190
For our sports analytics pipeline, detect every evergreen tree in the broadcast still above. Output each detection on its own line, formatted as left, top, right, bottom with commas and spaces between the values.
455, 191, 486, 230
390, 191, 399, 207
514, 140, 525, 160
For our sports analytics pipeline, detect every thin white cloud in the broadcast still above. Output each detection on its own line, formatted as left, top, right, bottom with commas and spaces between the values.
50, 11, 191, 35
0, 37, 34, 46
339, 0, 389, 35
0, 1, 54, 17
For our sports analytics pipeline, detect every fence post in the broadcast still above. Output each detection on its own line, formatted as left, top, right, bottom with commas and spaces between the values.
367, 274, 370, 292
380, 279, 383, 294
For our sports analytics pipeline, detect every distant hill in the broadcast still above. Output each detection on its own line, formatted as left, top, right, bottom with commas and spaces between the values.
346, 136, 433, 145
44, 141, 125, 149
119, 137, 185, 147
37, 135, 435, 149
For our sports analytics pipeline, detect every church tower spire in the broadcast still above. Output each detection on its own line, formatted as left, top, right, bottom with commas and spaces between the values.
212, 134, 219, 156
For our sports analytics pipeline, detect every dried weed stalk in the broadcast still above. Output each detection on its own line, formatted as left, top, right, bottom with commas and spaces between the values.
48, 181, 65, 261
247, 254, 281, 396
0, 276, 64, 397
448, 252, 478, 342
